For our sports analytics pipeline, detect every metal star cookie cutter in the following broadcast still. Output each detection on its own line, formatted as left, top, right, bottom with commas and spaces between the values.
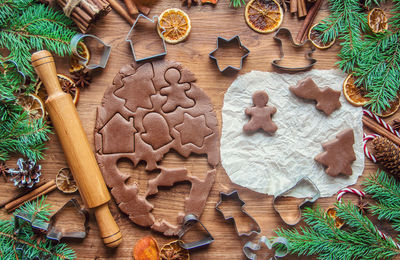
273, 176, 320, 226
209, 35, 250, 73
178, 214, 214, 250
243, 236, 289, 260
70, 33, 111, 69
272, 28, 317, 72
215, 190, 261, 237
125, 14, 167, 62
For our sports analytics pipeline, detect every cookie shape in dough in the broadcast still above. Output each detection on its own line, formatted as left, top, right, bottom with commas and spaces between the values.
314, 128, 356, 176
290, 77, 341, 116
94, 60, 220, 235
243, 90, 277, 134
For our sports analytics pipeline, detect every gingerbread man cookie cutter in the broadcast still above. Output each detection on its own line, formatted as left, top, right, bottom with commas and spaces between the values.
243, 236, 289, 260
215, 190, 261, 237
273, 177, 320, 225
272, 28, 317, 72
209, 35, 250, 73
125, 14, 167, 62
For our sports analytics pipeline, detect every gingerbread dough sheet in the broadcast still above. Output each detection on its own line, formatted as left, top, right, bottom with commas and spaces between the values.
221, 70, 364, 198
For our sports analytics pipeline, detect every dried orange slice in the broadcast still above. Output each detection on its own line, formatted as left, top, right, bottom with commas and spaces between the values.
35, 74, 80, 105
326, 207, 344, 229
343, 74, 371, 107
56, 168, 78, 194
158, 8, 191, 44
308, 23, 335, 49
17, 93, 45, 121
69, 42, 90, 74
133, 236, 159, 260
368, 8, 388, 33
160, 240, 189, 260
245, 0, 283, 34
377, 96, 400, 118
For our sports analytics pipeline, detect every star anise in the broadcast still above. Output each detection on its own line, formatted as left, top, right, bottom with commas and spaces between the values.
0, 161, 9, 182
181, 0, 198, 8
357, 197, 369, 215
72, 71, 92, 89
392, 119, 400, 132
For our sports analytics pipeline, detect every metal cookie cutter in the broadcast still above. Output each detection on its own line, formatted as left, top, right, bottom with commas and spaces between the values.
178, 214, 214, 250
70, 34, 111, 70
273, 177, 320, 225
125, 14, 167, 62
215, 190, 261, 236
272, 28, 317, 72
1, 60, 26, 85
243, 236, 289, 260
47, 198, 89, 242
209, 35, 250, 73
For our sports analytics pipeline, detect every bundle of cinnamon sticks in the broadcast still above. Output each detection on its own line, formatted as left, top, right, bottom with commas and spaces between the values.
56, 0, 111, 33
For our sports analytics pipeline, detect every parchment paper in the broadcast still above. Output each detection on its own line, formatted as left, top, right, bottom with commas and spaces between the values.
221, 70, 364, 198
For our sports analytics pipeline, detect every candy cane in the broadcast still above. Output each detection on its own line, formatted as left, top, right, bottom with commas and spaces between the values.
336, 188, 400, 249
363, 133, 379, 163
363, 110, 400, 138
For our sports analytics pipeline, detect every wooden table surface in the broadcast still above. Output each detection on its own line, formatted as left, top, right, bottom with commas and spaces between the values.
0, 0, 390, 259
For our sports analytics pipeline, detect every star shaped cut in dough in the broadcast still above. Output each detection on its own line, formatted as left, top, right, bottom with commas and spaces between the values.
175, 113, 213, 147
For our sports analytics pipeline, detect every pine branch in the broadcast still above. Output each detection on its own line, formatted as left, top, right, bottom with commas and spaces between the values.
364, 170, 400, 231
229, 0, 245, 8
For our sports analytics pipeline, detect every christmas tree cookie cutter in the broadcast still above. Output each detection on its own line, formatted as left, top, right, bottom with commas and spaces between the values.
243, 236, 289, 260
215, 190, 261, 236
70, 34, 111, 70
209, 35, 250, 73
125, 14, 167, 62
273, 176, 320, 225
178, 214, 214, 250
272, 28, 317, 72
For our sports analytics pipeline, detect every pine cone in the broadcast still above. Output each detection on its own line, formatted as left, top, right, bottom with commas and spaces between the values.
373, 136, 400, 178
9, 158, 41, 188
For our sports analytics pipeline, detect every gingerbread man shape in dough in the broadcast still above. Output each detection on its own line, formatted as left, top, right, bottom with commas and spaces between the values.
243, 90, 278, 134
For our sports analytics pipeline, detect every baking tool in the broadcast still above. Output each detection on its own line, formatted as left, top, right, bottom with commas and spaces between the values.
31, 50, 122, 247
243, 236, 289, 260
125, 14, 167, 62
273, 177, 320, 225
209, 35, 250, 73
70, 34, 111, 70
47, 198, 89, 242
215, 191, 261, 236
178, 214, 214, 250
1, 60, 26, 85
272, 28, 316, 72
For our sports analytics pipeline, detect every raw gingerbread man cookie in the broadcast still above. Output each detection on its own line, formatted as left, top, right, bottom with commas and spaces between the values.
243, 90, 278, 134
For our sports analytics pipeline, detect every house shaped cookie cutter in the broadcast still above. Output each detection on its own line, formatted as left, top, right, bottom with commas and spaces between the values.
125, 14, 167, 62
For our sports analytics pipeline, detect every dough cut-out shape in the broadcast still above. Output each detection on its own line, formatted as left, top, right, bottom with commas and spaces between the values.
94, 60, 220, 235
243, 90, 277, 134
290, 77, 341, 116
314, 128, 356, 176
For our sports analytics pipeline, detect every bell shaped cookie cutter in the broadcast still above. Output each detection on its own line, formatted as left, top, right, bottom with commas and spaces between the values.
243, 236, 289, 260
209, 35, 250, 73
273, 176, 320, 225
178, 214, 214, 250
215, 190, 261, 236
272, 28, 317, 72
70, 34, 111, 70
125, 14, 167, 62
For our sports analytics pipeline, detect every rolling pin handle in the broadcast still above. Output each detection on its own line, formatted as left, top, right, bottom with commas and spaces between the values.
94, 203, 122, 247
31, 50, 61, 97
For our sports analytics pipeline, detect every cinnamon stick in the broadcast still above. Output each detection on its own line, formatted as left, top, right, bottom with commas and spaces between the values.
5, 180, 57, 212
363, 115, 400, 147
296, 0, 323, 43
106, 0, 134, 25
124, 0, 138, 15
290, 0, 297, 14
297, 0, 307, 18
133, 0, 150, 16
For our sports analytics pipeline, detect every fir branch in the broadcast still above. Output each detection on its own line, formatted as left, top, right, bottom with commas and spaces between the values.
229, 0, 245, 8
364, 170, 400, 231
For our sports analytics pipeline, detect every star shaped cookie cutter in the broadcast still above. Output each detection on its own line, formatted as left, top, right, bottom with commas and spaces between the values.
209, 35, 250, 73
125, 14, 167, 62
273, 176, 320, 226
272, 28, 317, 72
215, 190, 261, 236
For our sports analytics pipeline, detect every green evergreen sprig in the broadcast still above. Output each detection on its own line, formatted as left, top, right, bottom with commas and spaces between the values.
0, 196, 76, 259
229, 0, 246, 8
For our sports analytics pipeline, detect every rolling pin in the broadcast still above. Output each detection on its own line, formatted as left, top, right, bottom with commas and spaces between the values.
31, 50, 122, 248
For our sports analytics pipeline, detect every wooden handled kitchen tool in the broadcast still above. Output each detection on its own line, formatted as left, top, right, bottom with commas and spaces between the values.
31, 50, 122, 248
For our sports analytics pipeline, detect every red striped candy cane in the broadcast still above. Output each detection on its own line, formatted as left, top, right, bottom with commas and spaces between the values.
363, 133, 379, 163
363, 110, 400, 138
